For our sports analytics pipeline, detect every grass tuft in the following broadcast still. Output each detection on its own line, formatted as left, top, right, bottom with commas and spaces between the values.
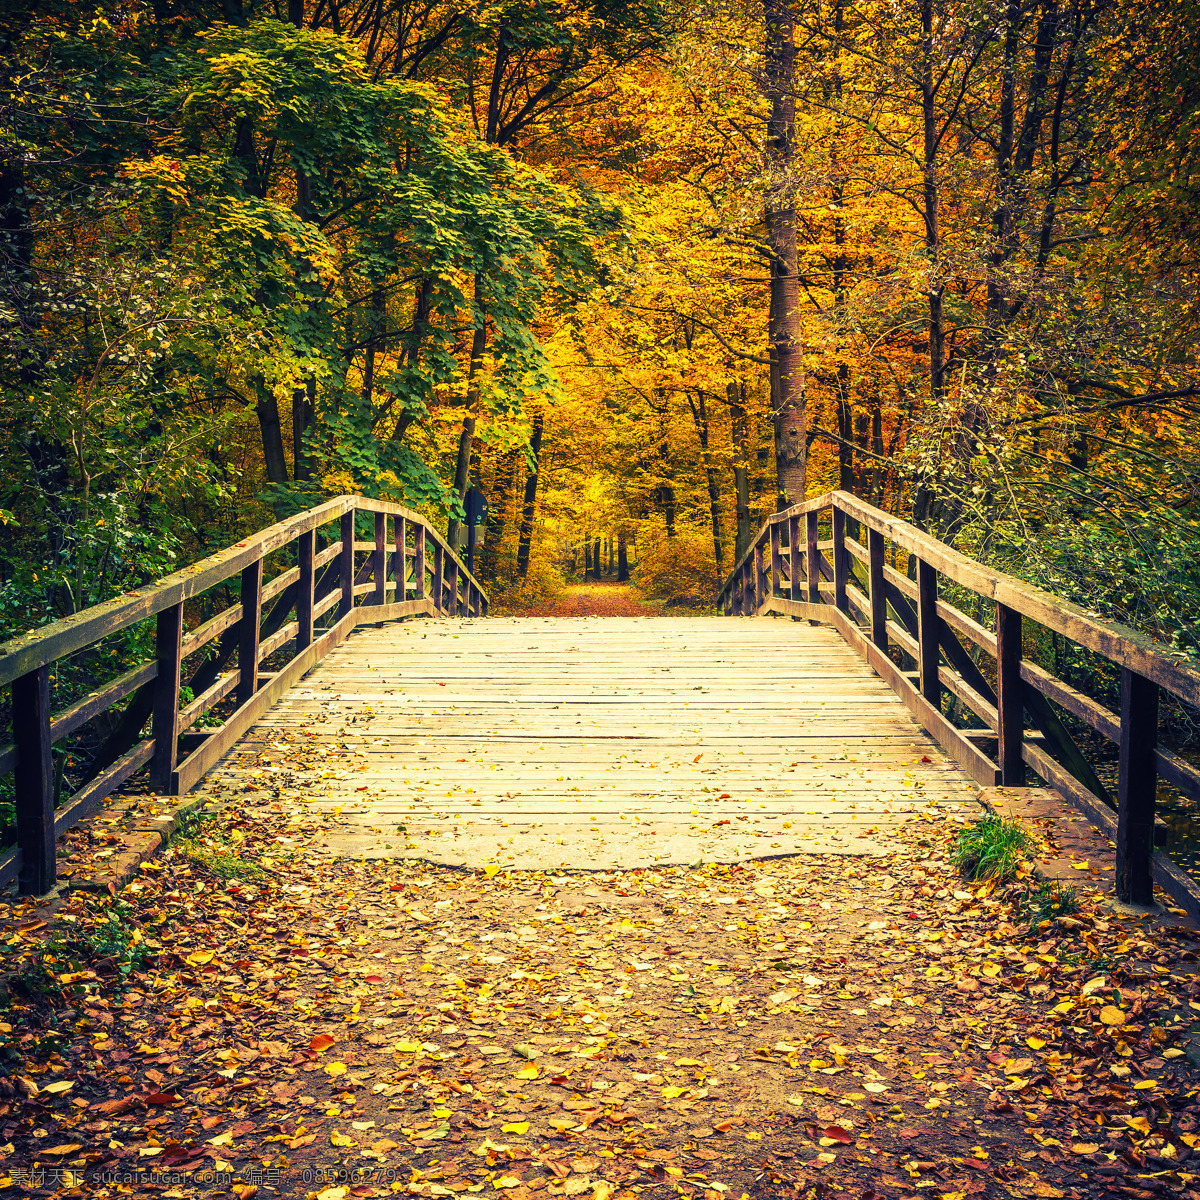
952, 814, 1035, 882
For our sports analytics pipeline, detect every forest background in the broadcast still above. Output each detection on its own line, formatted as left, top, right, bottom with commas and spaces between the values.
1, 0, 1198, 649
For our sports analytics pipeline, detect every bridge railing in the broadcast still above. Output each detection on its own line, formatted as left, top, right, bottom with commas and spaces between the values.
0, 496, 486, 895
719, 490, 1200, 916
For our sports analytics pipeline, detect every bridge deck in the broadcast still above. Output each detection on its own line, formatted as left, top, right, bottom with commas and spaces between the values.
204, 617, 982, 869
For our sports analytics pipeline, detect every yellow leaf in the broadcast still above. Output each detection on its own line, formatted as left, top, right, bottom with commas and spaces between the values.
1099, 1005, 1125, 1026
316, 1189, 348, 1200
208, 1132, 232, 1146
1070, 861, 1089, 870
662, 1086, 689, 1099
324, 1061, 347, 1076
514, 1064, 540, 1080
1026, 1037, 1046, 1050
1071, 1143, 1100, 1154
674, 1058, 703, 1066
484, 864, 500, 877
330, 1130, 357, 1147
1134, 1080, 1157, 1090
493, 1178, 521, 1190
42, 1144, 82, 1157
42, 1080, 74, 1094
394, 1040, 422, 1053
187, 950, 215, 965
1124, 1116, 1152, 1135
501, 1122, 530, 1134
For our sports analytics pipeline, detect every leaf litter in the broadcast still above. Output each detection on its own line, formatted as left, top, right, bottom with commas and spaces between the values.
3, 758, 1200, 1200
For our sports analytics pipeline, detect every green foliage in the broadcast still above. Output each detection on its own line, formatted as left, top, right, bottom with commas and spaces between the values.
952, 815, 1036, 883
1017, 880, 1080, 934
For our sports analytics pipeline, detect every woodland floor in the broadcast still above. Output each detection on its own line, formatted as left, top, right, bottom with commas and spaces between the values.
511, 583, 666, 619
4, 789, 1200, 1200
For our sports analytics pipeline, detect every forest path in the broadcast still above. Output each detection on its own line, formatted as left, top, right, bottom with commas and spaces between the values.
512, 581, 664, 618
203, 617, 982, 869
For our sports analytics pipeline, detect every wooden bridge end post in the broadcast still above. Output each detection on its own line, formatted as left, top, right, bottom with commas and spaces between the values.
396, 517, 407, 600
373, 513, 387, 606
996, 603, 1025, 786
770, 521, 781, 601
869, 527, 887, 650
13, 664, 54, 894
1116, 667, 1159, 906
150, 601, 184, 794
297, 529, 315, 649
447, 559, 459, 617
415, 525, 426, 601
238, 557, 263, 706
832, 506, 848, 613
806, 511, 819, 603
916, 559, 940, 705
339, 510, 355, 618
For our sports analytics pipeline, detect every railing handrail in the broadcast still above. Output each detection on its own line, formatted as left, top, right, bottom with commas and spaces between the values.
719, 489, 1200, 708
0, 495, 484, 689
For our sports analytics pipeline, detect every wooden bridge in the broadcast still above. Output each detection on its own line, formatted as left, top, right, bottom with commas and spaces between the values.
2, 492, 1198, 918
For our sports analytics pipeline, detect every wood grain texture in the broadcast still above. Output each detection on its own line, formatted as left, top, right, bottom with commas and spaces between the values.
198, 617, 981, 871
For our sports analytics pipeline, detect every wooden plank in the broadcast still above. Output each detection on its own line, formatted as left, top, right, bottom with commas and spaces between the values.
355, 598, 436, 623
396, 517, 407, 598
832, 507, 848, 613
181, 601, 243, 660
13, 665, 54, 893
770, 523, 781, 598
150, 603, 184, 794
0, 845, 21, 890
262, 565, 300, 606
1116, 668, 1159, 905
996, 604, 1024, 786
917, 559, 940, 705
433, 544, 444, 615
314, 540, 342, 570
373, 513, 387, 606
258, 620, 298, 662
0, 495, 353, 688
177, 671, 238, 734
173, 608, 360, 793
53, 740, 155, 838
238, 558, 263, 707
415, 525, 426, 601
759, 597, 831, 621
313, 587, 341, 623
806, 511, 820, 604
49, 660, 157, 746
884, 562, 918, 602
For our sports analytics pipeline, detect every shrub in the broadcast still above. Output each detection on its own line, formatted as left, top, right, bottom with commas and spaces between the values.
952, 814, 1036, 882
633, 530, 718, 609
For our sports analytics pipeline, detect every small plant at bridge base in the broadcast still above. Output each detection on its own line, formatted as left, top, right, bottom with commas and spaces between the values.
178, 842, 270, 883
952, 815, 1036, 882
1017, 879, 1080, 933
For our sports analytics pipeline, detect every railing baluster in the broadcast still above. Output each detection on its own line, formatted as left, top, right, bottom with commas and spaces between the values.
13, 665, 54, 894
447, 559, 459, 617
433, 544, 444, 615
238, 557, 263, 705
770, 522, 781, 600
374, 512, 387, 606
806, 511, 819, 603
339, 510, 355, 617
788, 514, 801, 599
151, 602, 184, 794
1116, 667, 1159, 906
916, 559, 940, 705
996, 603, 1024, 785
415, 525, 426, 601
869, 527, 887, 650
297, 529, 315, 649
396, 516, 407, 602
832, 507, 848, 613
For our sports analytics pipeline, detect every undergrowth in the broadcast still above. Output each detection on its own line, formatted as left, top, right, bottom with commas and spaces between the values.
953, 814, 1036, 882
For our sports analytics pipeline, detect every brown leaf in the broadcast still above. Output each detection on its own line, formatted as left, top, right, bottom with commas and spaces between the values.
310, 1033, 337, 1052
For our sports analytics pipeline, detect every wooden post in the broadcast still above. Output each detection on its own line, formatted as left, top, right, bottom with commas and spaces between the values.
415, 525, 426, 601
151, 601, 184, 794
1116, 667, 1159, 906
238, 558, 263, 706
13, 665, 54, 894
832, 506, 848, 613
869, 526, 887, 650
339, 510, 355, 617
788, 514, 802, 599
447, 559, 458, 617
297, 529, 315, 649
916, 559, 940, 705
770, 522, 781, 600
996, 603, 1024, 786
396, 516, 407, 600
433, 544, 444, 614
374, 512, 387, 606
806, 511, 819, 603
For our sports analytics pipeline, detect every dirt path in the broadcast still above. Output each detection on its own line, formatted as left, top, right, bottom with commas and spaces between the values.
4, 779, 1200, 1200
514, 583, 664, 618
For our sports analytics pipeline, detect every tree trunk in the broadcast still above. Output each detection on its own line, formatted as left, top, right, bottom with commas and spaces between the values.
727, 382, 753, 561
584, 538, 593, 579
255, 384, 290, 486
292, 380, 314, 483
483, 450, 519, 582
516, 409, 544, 579
593, 539, 602, 579
617, 534, 629, 582
764, 0, 805, 511
687, 390, 724, 570
448, 274, 486, 551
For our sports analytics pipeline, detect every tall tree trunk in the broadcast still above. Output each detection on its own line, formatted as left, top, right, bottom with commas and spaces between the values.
687, 391, 724, 570
516, 409, 544, 580
256, 383, 290, 486
448, 275, 486, 551
483, 450, 519, 582
292, 379, 314, 483
764, 0, 806, 510
617, 534, 629, 582
921, 0, 946, 407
